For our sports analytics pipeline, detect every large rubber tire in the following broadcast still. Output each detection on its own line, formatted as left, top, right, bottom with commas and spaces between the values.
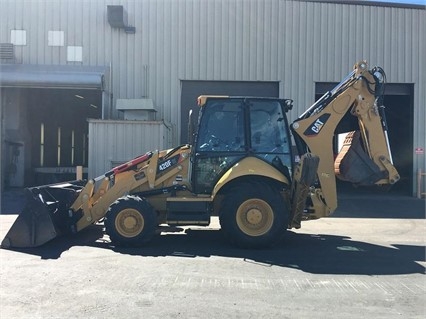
219, 182, 287, 248
104, 195, 157, 246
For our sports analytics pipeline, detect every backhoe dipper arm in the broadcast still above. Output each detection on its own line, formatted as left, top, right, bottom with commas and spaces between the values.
291, 61, 399, 218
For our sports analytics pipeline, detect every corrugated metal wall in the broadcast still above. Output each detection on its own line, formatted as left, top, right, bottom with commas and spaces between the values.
88, 119, 172, 177
1, 0, 425, 182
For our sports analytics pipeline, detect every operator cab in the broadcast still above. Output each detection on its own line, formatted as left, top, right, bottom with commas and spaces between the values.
192, 96, 293, 193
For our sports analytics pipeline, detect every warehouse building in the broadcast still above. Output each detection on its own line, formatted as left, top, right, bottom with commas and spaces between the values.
0, 0, 425, 196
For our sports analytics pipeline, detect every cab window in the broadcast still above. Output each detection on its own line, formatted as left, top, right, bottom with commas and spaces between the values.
196, 100, 244, 152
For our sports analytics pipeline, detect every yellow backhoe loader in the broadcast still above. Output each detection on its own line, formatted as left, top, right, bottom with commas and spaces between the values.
1, 61, 400, 249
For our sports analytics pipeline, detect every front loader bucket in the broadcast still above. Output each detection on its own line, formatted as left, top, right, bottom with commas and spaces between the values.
1, 181, 85, 249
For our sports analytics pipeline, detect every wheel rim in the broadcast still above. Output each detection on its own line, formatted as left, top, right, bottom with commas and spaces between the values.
115, 208, 145, 238
236, 199, 274, 237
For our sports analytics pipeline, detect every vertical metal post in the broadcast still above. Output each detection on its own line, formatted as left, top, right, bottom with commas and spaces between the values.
0, 90, 3, 212
76, 166, 83, 180
417, 169, 426, 199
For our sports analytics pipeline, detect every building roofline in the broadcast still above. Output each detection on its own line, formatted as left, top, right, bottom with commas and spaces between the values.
302, 0, 425, 10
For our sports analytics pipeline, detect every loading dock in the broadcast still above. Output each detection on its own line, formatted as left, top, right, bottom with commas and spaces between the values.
0, 64, 108, 187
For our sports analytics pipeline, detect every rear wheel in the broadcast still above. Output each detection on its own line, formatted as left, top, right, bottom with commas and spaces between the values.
105, 195, 157, 246
219, 182, 287, 248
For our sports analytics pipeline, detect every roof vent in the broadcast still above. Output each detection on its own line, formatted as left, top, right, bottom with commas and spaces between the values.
107, 5, 136, 34
0, 43, 15, 63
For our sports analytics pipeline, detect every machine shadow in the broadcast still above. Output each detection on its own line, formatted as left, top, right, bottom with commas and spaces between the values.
112, 228, 425, 275
7, 224, 424, 276
1, 224, 106, 259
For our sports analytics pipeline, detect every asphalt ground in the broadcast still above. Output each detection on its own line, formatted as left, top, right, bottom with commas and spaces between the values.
0, 189, 425, 319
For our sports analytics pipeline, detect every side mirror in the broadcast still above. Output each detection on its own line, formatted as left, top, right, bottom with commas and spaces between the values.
283, 99, 293, 112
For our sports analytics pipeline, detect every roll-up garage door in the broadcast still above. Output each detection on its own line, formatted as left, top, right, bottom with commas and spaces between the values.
0, 64, 105, 89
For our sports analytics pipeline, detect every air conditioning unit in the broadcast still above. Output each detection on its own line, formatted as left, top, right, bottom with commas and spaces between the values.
107, 5, 135, 34
116, 99, 157, 121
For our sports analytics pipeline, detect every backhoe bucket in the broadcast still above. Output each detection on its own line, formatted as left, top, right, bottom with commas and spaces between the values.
1, 181, 85, 249
335, 131, 386, 185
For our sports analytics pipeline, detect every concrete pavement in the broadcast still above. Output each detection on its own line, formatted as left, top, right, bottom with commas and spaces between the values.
0, 190, 425, 318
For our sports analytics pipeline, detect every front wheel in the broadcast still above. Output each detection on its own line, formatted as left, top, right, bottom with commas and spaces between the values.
219, 182, 288, 248
104, 195, 157, 246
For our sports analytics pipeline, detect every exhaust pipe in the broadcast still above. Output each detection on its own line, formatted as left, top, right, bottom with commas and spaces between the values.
1, 181, 85, 249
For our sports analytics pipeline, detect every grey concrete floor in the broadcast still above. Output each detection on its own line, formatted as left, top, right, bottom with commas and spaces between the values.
0, 192, 425, 319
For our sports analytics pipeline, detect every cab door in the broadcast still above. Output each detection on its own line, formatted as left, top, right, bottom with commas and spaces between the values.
192, 98, 246, 194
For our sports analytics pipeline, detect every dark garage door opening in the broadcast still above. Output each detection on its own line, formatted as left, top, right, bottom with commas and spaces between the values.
1, 64, 107, 188
27, 88, 102, 185
2, 87, 102, 187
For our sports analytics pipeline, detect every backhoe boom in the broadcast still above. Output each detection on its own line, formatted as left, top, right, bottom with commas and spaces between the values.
291, 61, 399, 219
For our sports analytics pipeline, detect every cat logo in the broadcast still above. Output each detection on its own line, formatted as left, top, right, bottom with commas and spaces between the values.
311, 118, 324, 133
304, 114, 331, 136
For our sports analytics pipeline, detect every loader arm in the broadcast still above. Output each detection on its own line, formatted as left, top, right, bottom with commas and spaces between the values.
291, 61, 399, 220
1, 147, 191, 248
70, 148, 190, 232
